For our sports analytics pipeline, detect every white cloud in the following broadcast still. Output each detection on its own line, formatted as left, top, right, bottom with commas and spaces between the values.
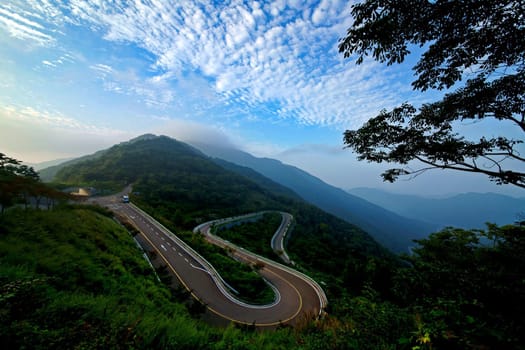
0, 104, 125, 136
90, 63, 113, 75
89, 63, 176, 109
17, 0, 400, 128
0, 6, 44, 30
42, 60, 56, 67
0, 104, 131, 163
0, 4, 54, 45
1, 1, 417, 129
153, 119, 236, 149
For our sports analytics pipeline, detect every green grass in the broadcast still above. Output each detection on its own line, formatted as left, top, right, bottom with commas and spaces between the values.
0, 206, 297, 349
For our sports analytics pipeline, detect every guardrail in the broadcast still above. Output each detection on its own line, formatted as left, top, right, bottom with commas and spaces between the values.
195, 211, 328, 314
130, 203, 281, 309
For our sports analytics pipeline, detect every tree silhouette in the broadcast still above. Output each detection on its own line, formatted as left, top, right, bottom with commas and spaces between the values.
0, 153, 65, 213
340, 0, 525, 188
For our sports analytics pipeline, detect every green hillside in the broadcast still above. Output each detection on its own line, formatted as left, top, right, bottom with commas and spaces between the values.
193, 142, 436, 253
51, 135, 391, 296
0, 206, 301, 349
32, 136, 525, 349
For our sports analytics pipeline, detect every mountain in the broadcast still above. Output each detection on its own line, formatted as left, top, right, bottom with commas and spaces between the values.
47, 134, 398, 297
51, 135, 288, 216
191, 143, 438, 253
348, 187, 525, 229
47, 135, 387, 258
38, 134, 159, 182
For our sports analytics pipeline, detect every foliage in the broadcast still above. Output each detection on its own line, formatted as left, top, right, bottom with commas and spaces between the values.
52, 135, 390, 303
392, 224, 525, 349
4, 149, 525, 348
286, 202, 397, 302
0, 205, 410, 350
340, 0, 525, 188
0, 153, 69, 213
172, 229, 276, 305
54, 136, 288, 223
0, 207, 303, 349
303, 292, 412, 350
214, 212, 282, 260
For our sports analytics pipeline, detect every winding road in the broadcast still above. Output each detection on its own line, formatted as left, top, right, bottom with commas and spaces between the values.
93, 193, 327, 327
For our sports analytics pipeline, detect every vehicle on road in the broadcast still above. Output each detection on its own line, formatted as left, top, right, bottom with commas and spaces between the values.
122, 195, 129, 203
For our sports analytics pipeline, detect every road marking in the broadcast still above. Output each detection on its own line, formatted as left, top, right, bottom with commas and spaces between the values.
111, 203, 325, 326
190, 263, 211, 275
184, 258, 188, 263
161, 244, 167, 252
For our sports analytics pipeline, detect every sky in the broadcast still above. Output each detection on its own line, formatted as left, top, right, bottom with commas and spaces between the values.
0, 0, 523, 197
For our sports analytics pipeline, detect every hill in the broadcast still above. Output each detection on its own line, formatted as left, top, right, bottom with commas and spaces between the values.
0, 205, 305, 348
38, 134, 159, 182
348, 188, 525, 229
48, 135, 393, 297
52, 135, 298, 221
9, 144, 525, 349
191, 143, 437, 253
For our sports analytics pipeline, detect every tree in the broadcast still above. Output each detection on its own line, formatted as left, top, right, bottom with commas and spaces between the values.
392, 224, 525, 348
0, 153, 56, 213
339, 0, 525, 188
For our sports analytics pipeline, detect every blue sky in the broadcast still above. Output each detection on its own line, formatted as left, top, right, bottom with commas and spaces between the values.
0, 0, 523, 197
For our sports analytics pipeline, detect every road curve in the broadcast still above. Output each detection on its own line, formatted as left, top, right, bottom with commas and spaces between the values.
196, 211, 294, 265
94, 194, 327, 327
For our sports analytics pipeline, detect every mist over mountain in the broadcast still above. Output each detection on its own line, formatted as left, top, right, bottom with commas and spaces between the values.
192, 143, 438, 253
348, 188, 525, 229
27, 157, 75, 171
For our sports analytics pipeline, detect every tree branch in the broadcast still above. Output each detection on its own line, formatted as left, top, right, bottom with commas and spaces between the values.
410, 156, 525, 189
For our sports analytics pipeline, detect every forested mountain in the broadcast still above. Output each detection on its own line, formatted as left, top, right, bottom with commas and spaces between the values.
192, 143, 436, 253
39, 134, 159, 182
49, 135, 392, 293
348, 188, 525, 229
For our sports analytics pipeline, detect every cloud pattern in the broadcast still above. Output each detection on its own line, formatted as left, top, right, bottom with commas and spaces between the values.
0, 0, 411, 128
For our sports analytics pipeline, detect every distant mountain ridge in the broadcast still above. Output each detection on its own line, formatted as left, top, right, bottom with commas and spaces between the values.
192, 143, 438, 253
347, 187, 525, 229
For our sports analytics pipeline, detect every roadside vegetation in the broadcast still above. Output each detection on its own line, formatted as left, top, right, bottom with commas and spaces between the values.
171, 229, 276, 305
214, 212, 283, 260
0, 153, 69, 213
0, 206, 299, 349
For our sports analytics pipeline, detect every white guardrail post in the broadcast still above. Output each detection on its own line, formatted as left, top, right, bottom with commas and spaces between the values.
194, 211, 328, 314
130, 203, 281, 309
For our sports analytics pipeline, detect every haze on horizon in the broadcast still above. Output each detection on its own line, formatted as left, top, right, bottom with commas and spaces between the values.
1, 0, 523, 198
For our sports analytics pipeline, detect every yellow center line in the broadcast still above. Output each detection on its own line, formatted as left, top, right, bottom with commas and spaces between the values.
130, 212, 304, 327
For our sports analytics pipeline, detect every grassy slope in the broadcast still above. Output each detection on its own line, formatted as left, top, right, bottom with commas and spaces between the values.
0, 207, 299, 349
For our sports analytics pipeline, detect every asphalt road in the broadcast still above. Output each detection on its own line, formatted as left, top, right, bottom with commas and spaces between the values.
93, 193, 326, 327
